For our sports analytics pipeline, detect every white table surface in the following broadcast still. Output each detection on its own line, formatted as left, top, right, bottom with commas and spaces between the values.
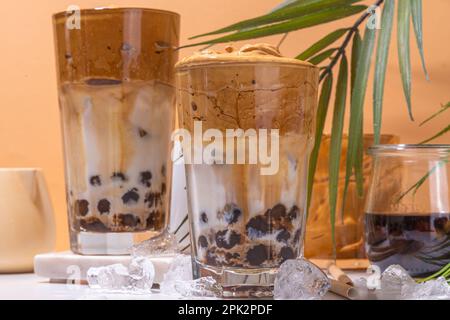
0, 273, 359, 300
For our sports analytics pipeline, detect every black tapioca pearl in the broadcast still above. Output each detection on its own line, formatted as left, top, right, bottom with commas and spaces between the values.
89, 175, 101, 186
251, 79, 256, 85
268, 204, 287, 220
145, 192, 155, 207
223, 204, 242, 225
80, 218, 109, 232
122, 188, 140, 205
215, 230, 241, 250
97, 199, 111, 215
280, 246, 295, 262
161, 165, 166, 177
140, 171, 152, 187
111, 172, 127, 182
138, 128, 148, 138
146, 211, 158, 228
276, 229, 291, 243
200, 212, 208, 224
75, 199, 89, 217
119, 214, 141, 227
198, 235, 208, 249
161, 182, 167, 195
288, 205, 300, 220
246, 215, 269, 239
144, 192, 161, 208
191, 101, 198, 111
246, 244, 268, 266
206, 249, 218, 266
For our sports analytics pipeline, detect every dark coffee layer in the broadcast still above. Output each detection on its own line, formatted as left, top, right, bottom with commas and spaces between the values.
366, 213, 450, 277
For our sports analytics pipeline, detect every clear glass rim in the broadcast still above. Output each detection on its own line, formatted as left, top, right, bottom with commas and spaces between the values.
176, 60, 318, 72
369, 144, 450, 155
53, 7, 180, 21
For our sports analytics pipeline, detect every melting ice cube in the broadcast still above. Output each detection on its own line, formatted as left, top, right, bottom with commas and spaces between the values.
160, 255, 193, 296
402, 277, 450, 300
87, 257, 155, 294
273, 259, 330, 300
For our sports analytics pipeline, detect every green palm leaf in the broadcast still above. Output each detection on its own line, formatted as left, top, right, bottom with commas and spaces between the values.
352, 29, 364, 197
418, 263, 450, 283
419, 101, 450, 143
411, 0, 429, 80
308, 48, 337, 65
396, 160, 448, 203
398, 0, 414, 120
341, 31, 361, 218
354, 108, 364, 197
190, 0, 362, 39
181, 5, 367, 48
329, 55, 348, 252
420, 125, 450, 144
307, 73, 333, 213
373, 0, 395, 144
296, 28, 348, 60
343, 26, 376, 213
350, 31, 362, 95
420, 102, 450, 126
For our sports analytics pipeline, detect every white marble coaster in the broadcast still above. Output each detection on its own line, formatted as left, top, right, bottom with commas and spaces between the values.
34, 252, 175, 284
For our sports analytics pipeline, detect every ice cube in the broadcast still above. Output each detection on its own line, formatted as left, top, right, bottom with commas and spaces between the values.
377, 264, 416, 299
87, 264, 130, 290
87, 257, 155, 294
381, 265, 415, 287
273, 259, 330, 300
174, 277, 223, 298
160, 255, 193, 296
132, 229, 179, 257
402, 277, 450, 300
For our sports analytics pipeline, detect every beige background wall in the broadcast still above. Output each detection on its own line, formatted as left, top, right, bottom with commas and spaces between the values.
0, 0, 448, 250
